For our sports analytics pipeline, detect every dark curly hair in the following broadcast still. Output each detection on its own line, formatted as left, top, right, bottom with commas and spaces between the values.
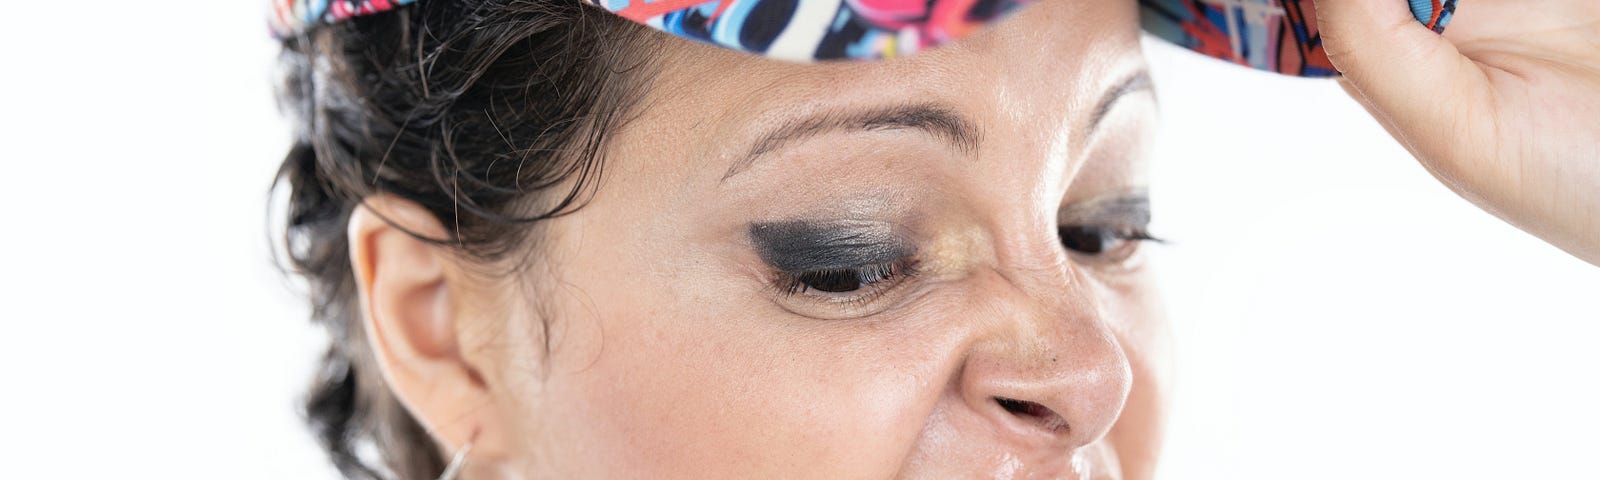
272, 1, 660, 478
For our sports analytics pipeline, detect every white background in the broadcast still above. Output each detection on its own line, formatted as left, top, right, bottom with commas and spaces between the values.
3, 2, 1597, 479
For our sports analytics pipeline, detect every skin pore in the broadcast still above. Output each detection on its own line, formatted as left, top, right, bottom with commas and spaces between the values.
348, 0, 1172, 477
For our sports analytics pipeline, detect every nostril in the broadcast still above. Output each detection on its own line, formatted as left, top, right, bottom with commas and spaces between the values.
995, 397, 1070, 434
995, 396, 1047, 418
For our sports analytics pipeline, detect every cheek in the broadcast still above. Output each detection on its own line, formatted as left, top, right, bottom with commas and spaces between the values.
1101, 271, 1173, 479
515, 256, 954, 478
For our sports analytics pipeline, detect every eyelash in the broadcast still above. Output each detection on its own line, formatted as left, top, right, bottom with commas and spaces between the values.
769, 226, 1155, 307
775, 259, 919, 303
1057, 225, 1163, 259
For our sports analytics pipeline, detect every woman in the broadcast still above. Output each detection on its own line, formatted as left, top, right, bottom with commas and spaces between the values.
272, 0, 1598, 478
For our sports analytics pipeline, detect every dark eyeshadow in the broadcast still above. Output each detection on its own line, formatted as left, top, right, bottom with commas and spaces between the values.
1059, 192, 1151, 226
748, 220, 912, 272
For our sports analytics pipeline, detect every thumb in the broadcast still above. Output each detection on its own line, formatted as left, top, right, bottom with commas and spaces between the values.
1313, 0, 1484, 134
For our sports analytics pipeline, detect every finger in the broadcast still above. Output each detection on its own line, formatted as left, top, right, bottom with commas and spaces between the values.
1312, 0, 1488, 140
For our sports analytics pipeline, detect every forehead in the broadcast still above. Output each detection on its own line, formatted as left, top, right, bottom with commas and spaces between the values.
614, 0, 1147, 186
601, 0, 1152, 204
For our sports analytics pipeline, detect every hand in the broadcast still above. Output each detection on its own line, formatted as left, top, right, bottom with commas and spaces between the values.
1313, 0, 1600, 265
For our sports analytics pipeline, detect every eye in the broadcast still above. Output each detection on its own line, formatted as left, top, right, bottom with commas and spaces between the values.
781, 262, 901, 295
766, 259, 920, 319
1058, 225, 1159, 260
748, 220, 921, 318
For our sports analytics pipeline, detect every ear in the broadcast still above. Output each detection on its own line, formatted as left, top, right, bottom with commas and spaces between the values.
348, 195, 510, 469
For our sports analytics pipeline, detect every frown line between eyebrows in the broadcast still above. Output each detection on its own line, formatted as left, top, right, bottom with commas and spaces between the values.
720, 102, 982, 182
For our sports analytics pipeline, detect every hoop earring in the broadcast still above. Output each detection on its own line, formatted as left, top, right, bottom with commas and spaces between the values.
436, 438, 474, 480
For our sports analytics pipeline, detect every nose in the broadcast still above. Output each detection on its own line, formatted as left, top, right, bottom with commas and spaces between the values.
957, 268, 1133, 454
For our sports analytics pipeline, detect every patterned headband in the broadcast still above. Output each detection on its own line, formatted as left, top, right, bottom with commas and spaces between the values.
270, 0, 1455, 77
270, 0, 415, 38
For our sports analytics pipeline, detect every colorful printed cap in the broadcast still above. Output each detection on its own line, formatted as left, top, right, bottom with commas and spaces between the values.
1140, 0, 1455, 77
588, 0, 1033, 61
269, 0, 416, 38
270, 0, 1456, 78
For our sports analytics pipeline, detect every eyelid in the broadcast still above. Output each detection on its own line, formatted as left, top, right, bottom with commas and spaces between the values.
1058, 192, 1152, 228
748, 220, 923, 319
768, 258, 922, 317
748, 220, 914, 273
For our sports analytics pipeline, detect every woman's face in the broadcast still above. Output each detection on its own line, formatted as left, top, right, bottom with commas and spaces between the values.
446, 0, 1168, 477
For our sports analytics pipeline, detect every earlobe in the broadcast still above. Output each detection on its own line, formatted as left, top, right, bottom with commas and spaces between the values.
347, 195, 506, 468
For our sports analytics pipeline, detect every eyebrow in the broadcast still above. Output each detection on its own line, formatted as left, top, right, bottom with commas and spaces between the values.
721, 103, 980, 181
1089, 70, 1154, 138
720, 69, 1153, 181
